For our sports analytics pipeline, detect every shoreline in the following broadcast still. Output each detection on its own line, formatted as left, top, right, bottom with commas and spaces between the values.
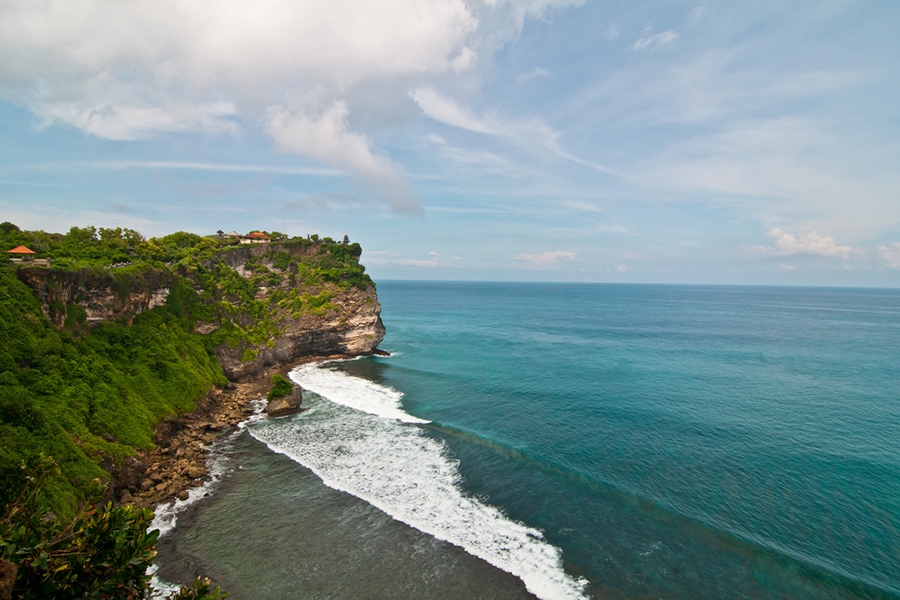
110, 353, 364, 511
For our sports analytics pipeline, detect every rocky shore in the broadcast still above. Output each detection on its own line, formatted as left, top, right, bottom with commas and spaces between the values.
107, 354, 357, 510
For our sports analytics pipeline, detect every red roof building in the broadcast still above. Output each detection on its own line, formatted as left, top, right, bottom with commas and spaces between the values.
7, 245, 36, 255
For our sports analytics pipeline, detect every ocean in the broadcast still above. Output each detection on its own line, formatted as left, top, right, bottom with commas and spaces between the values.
154, 282, 900, 599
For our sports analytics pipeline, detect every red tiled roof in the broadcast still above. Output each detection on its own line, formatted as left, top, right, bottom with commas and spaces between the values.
7, 245, 36, 254
245, 232, 270, 239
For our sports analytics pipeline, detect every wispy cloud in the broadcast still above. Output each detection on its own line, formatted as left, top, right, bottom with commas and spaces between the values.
633, 29, 679, 51
282, 191, 370, 211
20, 160, 342, 176
517, 250, 577, 268
597, 223, 630, 234
411, 87, 618, 174
755, 228, 856, 260
879, 243, 900, 268
688, 6, 706, 26
516, 67, 549, 85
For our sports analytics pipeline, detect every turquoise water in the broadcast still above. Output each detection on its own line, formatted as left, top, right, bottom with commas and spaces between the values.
155, 283, 900, 599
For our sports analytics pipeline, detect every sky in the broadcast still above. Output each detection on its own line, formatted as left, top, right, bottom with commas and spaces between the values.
1, 0, 899, 286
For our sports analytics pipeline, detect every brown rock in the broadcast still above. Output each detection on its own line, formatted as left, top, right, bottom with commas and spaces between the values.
141, 479, 153, 491
186, 465, 207, 479
177, 490, 190, 501
120, 491, 133, 504
266, 386, 303, 417
149, 472, 163, 483
0, 558, 17, 600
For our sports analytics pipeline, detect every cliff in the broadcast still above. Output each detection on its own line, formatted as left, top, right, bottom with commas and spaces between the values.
0, 227, 385, 510
16, 266, 172, 328
14, 240, 385, 380
194, 242, 385, 380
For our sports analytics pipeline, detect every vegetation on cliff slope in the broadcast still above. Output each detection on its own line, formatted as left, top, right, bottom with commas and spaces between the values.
0, 222, 375, 510
0, 456, 227, 599
0, 223, 378, 595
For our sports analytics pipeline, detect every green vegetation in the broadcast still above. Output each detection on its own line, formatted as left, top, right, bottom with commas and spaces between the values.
0, 456, 227, 599
266, 374, 294, 402
0, 267, 226, 512
0, 223, 377, 597
0, 223, 374, 510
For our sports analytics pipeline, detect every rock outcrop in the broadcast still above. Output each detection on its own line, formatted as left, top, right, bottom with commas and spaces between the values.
266, 386, 303, 417
199, 242, 385, 380
214, 283, 384, 380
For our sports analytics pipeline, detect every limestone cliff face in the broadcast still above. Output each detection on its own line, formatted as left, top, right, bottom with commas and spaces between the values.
16, 267, 172, 327
212, 282, 385, 380
199, 243, 385, 380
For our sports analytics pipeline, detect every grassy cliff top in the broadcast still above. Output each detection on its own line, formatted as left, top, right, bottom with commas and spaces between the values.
0, 221, 363, 272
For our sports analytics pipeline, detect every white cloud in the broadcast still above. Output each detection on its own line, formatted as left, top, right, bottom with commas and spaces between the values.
777, 263, 797, 271
517, 250, 577, 268
633, 29, 679, 51
0, 0, 581, 211
410, 87, 495, 134
878, 243, 900, 268
450, 47, 477, 73
516, 67, 549, 85
604, 24, 619, 40
757, 228, 855, 260
265, 102, 419, 214
34, 100, 240, 141
617, 263, 627, 273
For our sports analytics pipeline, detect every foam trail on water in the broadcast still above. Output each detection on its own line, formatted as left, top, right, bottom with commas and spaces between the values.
249, 363, 588, 600
291, 362, 429, 424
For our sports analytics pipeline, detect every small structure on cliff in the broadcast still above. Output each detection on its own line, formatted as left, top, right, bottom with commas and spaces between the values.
7, 245, 50, 266
7, 245, 35, 262
241, 231, 270, 244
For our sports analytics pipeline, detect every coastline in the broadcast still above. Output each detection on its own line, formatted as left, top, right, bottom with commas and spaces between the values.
111, 353, 365, 511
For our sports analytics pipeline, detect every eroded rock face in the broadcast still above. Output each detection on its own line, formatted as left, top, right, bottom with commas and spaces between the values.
215, 284, 385, 380
201, 242, 386, 380
17, 267, 172, 326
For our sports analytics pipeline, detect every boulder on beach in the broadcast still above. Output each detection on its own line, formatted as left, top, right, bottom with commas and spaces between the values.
266, 386, 303, 417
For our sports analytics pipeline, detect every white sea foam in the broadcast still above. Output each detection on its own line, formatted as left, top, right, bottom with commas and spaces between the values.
250, 363, 588, 600
290, 362, 429, 424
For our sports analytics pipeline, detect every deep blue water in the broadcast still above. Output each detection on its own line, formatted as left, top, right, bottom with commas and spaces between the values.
155, 282, 900, 599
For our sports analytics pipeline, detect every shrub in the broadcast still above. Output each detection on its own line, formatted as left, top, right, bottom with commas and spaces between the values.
0, 455, 228, 599
267, 374, 294, 402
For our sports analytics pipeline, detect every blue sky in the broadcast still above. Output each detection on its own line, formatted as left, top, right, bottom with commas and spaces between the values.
1, 0, 899, 285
